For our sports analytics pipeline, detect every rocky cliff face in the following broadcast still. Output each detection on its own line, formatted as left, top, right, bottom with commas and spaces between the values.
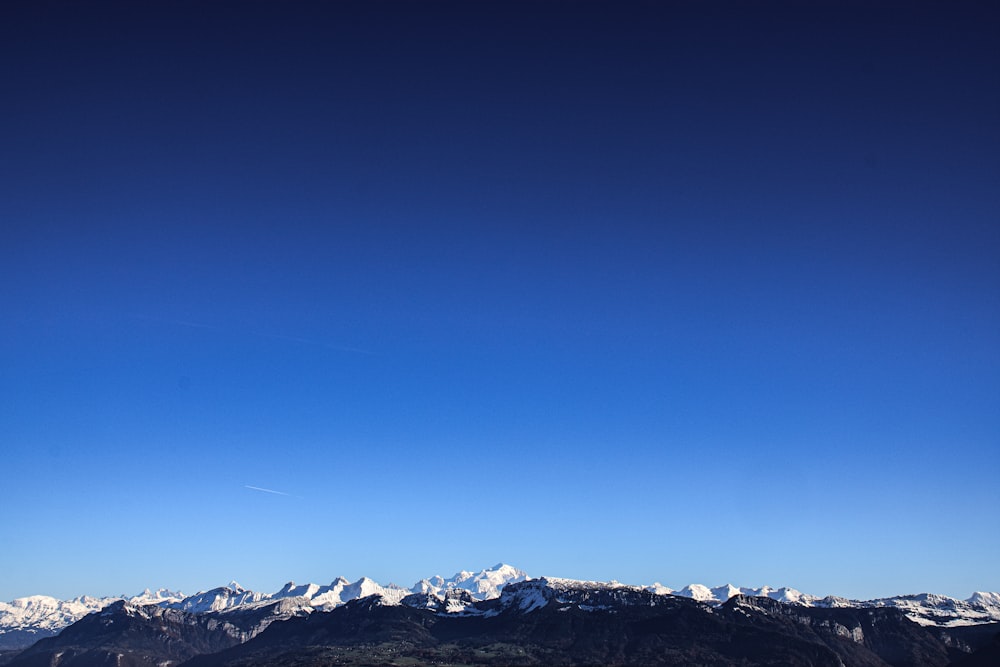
6, 601, 245, 667
179, 581, 996, 667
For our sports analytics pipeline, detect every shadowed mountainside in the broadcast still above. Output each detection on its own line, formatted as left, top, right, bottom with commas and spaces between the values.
7, 580, 1000, 667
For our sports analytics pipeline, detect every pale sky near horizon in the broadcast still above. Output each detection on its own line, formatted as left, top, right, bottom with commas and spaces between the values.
2, 0, 998, 602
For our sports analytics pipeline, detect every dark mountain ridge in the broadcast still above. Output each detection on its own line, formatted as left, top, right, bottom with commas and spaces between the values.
8, 580, 1000, 667
6, 601, 244, 667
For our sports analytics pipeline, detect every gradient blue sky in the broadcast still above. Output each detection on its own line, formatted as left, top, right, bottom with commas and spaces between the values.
2, 1, 998, 602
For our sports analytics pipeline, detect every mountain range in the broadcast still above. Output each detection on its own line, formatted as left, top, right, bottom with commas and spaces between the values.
2, 565, 998, 666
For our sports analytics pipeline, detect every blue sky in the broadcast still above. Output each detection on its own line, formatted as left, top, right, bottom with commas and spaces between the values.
1, 1, 998, 602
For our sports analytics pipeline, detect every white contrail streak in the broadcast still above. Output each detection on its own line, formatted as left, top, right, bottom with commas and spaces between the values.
244, 485, 291, 496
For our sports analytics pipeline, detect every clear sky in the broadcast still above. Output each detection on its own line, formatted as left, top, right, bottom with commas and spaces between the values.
1, 1, 997, 602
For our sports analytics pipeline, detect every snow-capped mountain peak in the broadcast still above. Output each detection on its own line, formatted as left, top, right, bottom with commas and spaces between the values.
644, 582, 674, 595
128, 588, 185, 606
968, 591, 1000, 607
414, 562, 528, 600
273, 581, 321, 600
674, 584, 714, 601
711, 584, 743, 602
